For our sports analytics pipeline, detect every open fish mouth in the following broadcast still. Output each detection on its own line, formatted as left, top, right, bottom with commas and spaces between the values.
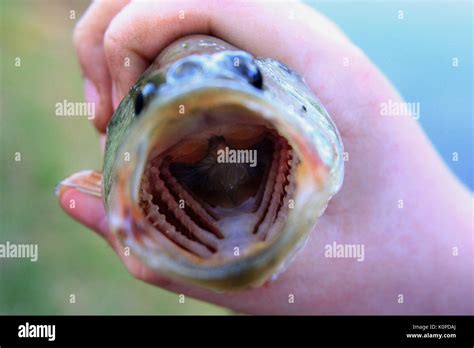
95, 35, 345, 290
139, 104, 295, 260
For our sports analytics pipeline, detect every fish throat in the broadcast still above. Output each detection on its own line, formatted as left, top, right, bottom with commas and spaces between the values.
138, 104, 295, 260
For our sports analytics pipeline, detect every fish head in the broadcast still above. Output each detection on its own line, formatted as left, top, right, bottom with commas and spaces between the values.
103, 35, 344, 291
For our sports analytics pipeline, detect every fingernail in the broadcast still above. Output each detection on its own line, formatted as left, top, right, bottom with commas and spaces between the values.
84, 79, 100, 120
55, 170, 103, 198
55, 181, 70, 197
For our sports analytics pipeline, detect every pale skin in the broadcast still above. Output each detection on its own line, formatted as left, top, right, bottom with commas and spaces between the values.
57, 0, 473, 314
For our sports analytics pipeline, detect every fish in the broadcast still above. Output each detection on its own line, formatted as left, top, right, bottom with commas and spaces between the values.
58, 35, 344, 291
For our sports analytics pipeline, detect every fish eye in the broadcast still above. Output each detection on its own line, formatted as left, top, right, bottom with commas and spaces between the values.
134, 82, 158, 115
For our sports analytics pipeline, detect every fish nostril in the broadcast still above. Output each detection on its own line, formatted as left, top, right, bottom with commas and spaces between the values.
167, 56, 206, 83
134, 82, 158, 115
215, 51, 263, 89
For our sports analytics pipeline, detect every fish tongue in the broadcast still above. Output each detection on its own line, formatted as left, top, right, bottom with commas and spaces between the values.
215, 212, 260, 256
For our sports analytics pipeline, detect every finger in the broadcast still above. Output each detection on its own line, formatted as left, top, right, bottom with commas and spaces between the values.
55, 175, 283, 311
57, 186, 109, 238
55, 183, 163, 276
73, 0, 129, 133
56, 183, 187, 292
102, 0, 377, 115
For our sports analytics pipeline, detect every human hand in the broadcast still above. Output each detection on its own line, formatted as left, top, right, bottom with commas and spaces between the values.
57, 0, 473, 314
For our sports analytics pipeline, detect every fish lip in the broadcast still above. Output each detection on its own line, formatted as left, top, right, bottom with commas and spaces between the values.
107, 81, 338, 290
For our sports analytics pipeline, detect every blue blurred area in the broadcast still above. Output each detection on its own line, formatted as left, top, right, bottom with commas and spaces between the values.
307, 1, 473, 190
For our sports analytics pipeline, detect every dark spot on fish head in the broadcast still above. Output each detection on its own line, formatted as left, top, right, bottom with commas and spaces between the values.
230, 52, 263, 89
134, 82, 158, 115
301, 105, 307, 112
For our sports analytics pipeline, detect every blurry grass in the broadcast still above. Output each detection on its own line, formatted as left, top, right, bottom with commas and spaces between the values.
0, 0, 228, 315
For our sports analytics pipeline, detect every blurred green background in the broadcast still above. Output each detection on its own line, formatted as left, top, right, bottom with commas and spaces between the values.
0, 0, 228, 314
